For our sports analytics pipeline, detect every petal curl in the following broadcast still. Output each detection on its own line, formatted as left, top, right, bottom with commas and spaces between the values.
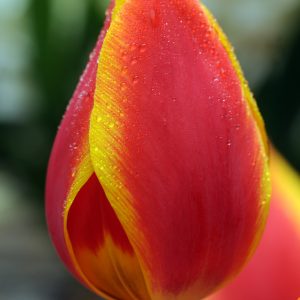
46, 2, 114, 295
89, 0, 270, 298
47, 3, 152, 298
67, 173, 150, 300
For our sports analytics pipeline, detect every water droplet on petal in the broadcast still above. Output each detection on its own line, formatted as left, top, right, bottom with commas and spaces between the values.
132, 76, 139, 85
122, 66, 128, 75
121, 83, 127, 91
121, 49, 128, 61
139, 44, 147, 53
150, 9, 157, 26
131, 58, 138, 65
130, 43, 137, 51
261, 200, 267, 207
163, 117, 167, 126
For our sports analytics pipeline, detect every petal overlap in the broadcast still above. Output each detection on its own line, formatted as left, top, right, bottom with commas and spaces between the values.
46, 1, 271, 299
46, 2, 116, 297
208, 150, 300, 300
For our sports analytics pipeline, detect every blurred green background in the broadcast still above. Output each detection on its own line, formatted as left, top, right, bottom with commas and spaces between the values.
0, 0, 299, 299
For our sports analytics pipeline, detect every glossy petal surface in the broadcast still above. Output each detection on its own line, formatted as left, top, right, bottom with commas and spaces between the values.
46, 2, 114, 295
67, 174, 150, 300
46, 0, 271, 299
89, 0, 270, 298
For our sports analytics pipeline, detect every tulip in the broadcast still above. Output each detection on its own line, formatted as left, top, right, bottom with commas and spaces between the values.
46, 0, 270, 299
208, 150, 300, 300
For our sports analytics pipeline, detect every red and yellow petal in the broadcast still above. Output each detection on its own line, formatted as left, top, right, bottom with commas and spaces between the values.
46, 2, 114, 296
47, 2, 151, 299
89, 0, 270, 299
67, 173, 150, 300
208, 150, 300, 300
47, 0, 271, 298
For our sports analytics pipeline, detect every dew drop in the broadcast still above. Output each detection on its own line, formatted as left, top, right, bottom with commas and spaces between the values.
69, 142, 78, 151
121, 66, 128, 75
132, 76, 139, 85
139, 44, 147, 53
79, 90, 88, 99
121, 49, 128, 61
130, 43, 137, 51
261, 200, 267, 206
150, 8, 157, 26
121, 83, 127, 91
131, 58, 138, 65
89, 51, 96, 61
162, 117, 167, 126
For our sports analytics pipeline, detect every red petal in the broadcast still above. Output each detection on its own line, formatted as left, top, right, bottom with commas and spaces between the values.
67, 173, 150, 299
45, 1, 114, 284
89, 0, 270, 298
208, 151, 300, 300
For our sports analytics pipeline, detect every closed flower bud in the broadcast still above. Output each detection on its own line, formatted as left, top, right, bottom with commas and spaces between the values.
46, 1, 270, 299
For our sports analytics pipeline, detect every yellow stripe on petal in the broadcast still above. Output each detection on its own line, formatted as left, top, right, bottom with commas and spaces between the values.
201, 4, 268, 154
89, 0, 153, 295
112, 0, 127, 20
89, 1, 271, 298
61, 156, 110, 299
63, 154, 94, 212
201, 4, 271, 253
206, 149, 300, 300
73, 235, 150, 300
62, 149, 139, 300
89, 1, 144, 246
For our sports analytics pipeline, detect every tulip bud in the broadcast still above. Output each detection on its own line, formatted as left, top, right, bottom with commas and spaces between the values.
208, 150, 300, 300
46, 0, 270, 299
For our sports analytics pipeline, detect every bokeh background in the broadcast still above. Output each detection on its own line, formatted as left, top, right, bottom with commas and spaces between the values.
0, 0, 299, 299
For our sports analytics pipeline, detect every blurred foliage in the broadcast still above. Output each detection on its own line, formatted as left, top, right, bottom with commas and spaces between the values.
0, 0, 108, 205
258, 20, 300, 170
